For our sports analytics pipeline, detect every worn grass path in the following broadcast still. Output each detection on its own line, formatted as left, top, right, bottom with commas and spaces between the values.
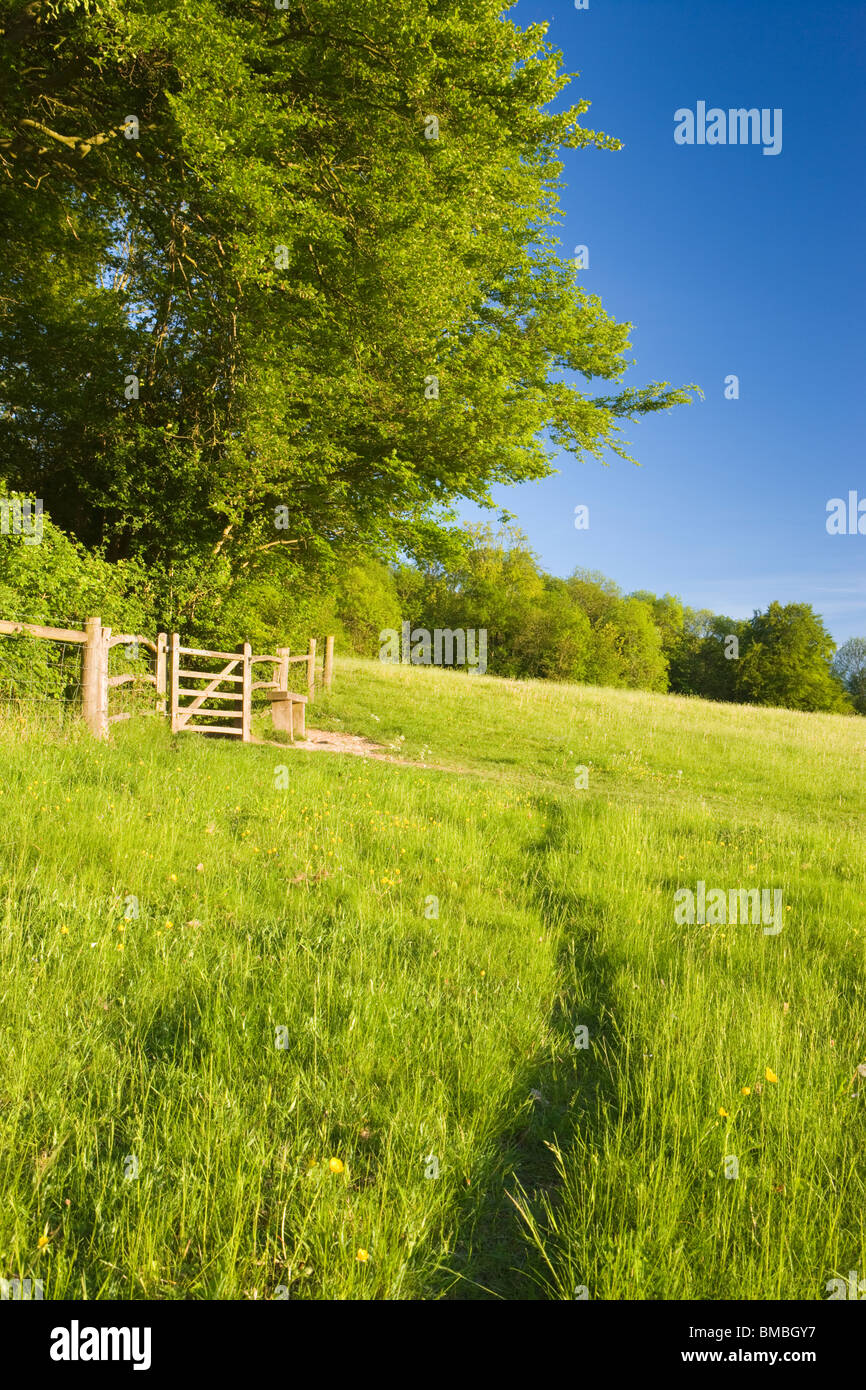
0, 658, 863, 1299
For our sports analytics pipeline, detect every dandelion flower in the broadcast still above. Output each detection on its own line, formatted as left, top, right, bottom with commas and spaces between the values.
356, 1249, 369, 1263
60, 926, 68, 935
37, 1234, 49, 1250
741, 1087, 751, 1095
765, 1068, 778, 1084
718, 1108, 729, 1117
328, 1158, 344, 1174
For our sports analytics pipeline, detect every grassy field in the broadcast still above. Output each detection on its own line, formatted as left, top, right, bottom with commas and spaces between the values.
0, 656, 863, 1300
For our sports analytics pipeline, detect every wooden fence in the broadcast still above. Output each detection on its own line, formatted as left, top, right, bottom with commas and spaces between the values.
0, 618, 334, 741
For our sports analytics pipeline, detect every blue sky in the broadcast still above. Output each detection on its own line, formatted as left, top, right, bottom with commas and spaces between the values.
459, 0, 866, 643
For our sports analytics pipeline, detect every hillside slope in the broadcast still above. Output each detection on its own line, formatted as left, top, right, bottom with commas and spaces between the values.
0, 659, 863, 1299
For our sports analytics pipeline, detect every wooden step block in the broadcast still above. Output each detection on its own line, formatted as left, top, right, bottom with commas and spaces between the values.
268, 691, 306, 740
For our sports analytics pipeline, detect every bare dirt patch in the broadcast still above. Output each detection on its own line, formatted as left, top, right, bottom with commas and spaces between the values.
253, 726, 494, 779
253, 726, 415, 764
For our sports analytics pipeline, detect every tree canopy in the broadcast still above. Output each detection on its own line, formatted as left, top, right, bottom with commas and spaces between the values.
734, 602, 851, 713
1, 0, 694, 624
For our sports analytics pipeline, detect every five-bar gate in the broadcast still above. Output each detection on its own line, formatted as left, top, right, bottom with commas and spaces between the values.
170, 638, 252, 739
169, 635, 332, 742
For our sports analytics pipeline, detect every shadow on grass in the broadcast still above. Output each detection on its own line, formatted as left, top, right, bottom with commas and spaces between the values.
425, 796, 626, 1301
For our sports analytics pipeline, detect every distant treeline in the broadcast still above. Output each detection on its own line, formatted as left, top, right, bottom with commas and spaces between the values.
1, 508, 864, 715
378, 527, 863, 715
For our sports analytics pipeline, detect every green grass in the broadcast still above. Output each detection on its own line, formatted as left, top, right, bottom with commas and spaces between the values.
0, 657, 863, 1299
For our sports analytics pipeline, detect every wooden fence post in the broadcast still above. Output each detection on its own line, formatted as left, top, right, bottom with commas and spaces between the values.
306, 637, 317, 702
323, 635, 334, 691
276, 647, 289, 696
170, 634, 180, 733
82, 617, 105, 738
242, 642, 252, 742
156, 632, 167, 715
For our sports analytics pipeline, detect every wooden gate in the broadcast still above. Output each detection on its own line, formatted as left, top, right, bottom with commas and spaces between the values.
170, 638, 252, 740
168, 637, 332, 742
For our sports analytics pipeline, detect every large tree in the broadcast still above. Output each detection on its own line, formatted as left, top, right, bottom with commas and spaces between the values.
735, 602, 852, 713
1, 0, 694, 622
